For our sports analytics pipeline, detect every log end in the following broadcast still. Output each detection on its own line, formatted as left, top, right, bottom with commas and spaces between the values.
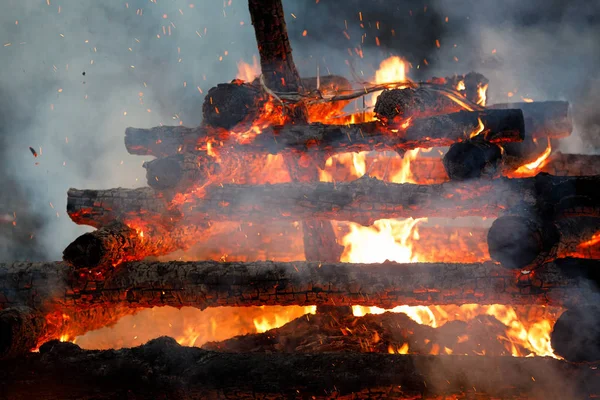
487, 216, 559, 269
551, 306, 600, 362
0, 307, 45, 359
202, 82, 262, 130
443, 139, 502, 180
63, 232, 105, 269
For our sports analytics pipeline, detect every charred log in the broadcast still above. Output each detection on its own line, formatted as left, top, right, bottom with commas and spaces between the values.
540, 152, 600, 176
373, 87, 466, 121
489, 101, 572, 139
143, 153, 218, 191
202, 82, 264, 130
2, 259, 600, 313
551, 306, 600, 362
443, 138, 503, 180
0, 307, 47, 359
487, 216, 600, 269
67, 175, 600, 229
429, 72, 489, 104
1, 337, 598, 400
124, 109, 525, 157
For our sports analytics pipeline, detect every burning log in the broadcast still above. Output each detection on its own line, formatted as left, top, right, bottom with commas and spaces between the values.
551, 306, 600, 362
373, 87, 468, 121
489, 101, 572, 139
143, 153, 218, 191
67, 175, 600, 229
0, 307, 47, 359
539, 152, 600, 176
429, 72, 490, 104
2, 259, 599, 313
124, 109, 525, 158
1, 337, 598, 399
487, 216, 600, 269
442, 138, 502, 180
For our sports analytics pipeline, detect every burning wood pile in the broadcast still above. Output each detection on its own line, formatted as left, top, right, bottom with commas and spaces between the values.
1, 0, 600, 398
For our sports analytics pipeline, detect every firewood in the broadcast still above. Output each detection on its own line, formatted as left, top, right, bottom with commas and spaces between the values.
124, 109, 525, 157
66, 175, 600, 229
143, 153, 219, 191
0, 307, 47, 359
489, 101, 572, 139
373, 87, 467, 121
1, 337, 598, 399
551, 306, 600, 362
2, 259, 599, 313
429, 72, 490, 104
487, 216, 600, 269
442, 138, 502, 180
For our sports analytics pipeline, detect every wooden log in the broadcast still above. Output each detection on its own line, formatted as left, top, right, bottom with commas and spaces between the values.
1, 337, 598, 400
539, 152, 600, 176
1, 259, 599, 312
0, 307, 47, 359
551, 306, 600, 362
124, 109, 525, 157
143, 153, 219, 191
443, 138, 502, 180
489, 101, 572, 139
429, 72, 489, 105
66, 175, 600, 229
373, 87, 467, 121
487, 216, 600, 269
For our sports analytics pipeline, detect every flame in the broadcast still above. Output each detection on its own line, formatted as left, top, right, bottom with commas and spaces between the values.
374, 56, 407, 86
578, 232, 600, 248
340, 218, 425, 264
253, 306, 317, 333
469, 118, 485, 139
513, 139, 552, 176
236, 56, 260, 82
353, 304, 560, 358
476, 83, 488, 106
456, 80, 466, 91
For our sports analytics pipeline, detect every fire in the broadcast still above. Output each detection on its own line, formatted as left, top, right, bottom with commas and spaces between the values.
353, 305, 560, 358
374, 56, 407, 86
236, 56, 260, 82
513, 139, 552, 176
340, 218, 425, 263
469, 118, 485, 139
253, 306, 316, 333
476, 83, 488, 106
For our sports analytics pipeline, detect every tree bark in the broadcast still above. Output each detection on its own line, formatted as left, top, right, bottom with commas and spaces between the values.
0, 307, 48, 359
66, 175, 600, 229
124, 109, 525, 157
1, 337, 599, 399
2, 258, 599, 313
489, 101, 572, 139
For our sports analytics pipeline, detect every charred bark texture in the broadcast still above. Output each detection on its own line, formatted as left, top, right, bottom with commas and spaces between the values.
124, 109, 525, 157
489, 101, 572, 139
1, 337, 599, 399
0, 307, 47, 359
2, 259, 600, 313
67, 175, 600, 228
373, 87, 465, 121
143, 153, 219, 191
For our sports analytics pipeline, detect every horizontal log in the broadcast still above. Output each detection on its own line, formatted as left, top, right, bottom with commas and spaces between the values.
489, 101, 572, 139
442, 138, 502, 180
373, 87, 467, 121
1, 338, 598, 399
428, 71, 489, 105
66, 175, 600, 228
1, 259, 599, 313
125, 109, 524, 157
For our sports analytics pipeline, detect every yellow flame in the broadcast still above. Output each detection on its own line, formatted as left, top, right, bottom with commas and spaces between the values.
236, 55, 260, 82
253, 306, 316, 333
513, 139, 552, 175
456, 80, 466, 91
469, 118, 485, 139
477, 83, 488, 106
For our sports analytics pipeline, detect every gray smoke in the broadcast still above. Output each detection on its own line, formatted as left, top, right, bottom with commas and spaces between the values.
1, 0, 599, 261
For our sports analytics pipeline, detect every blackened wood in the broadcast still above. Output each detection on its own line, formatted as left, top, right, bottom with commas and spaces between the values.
2, 259, 599, 313
551, 306, 600, 362
0, 307, 47, 359
66, 175, 600, 228
124, 109, 525, 157
489, 101, 572, 139
143, 153, 218, 191
443, 138, 502, 180
488, 216, 600, 269
373, 87, 466, 121
1, 337, 599, 399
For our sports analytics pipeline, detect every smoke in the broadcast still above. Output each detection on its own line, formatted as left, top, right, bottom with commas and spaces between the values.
0, 0, 599, 263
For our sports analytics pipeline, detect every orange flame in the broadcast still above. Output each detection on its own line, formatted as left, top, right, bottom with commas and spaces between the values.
513, 139, 552, 176
236, 56, 260, 82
